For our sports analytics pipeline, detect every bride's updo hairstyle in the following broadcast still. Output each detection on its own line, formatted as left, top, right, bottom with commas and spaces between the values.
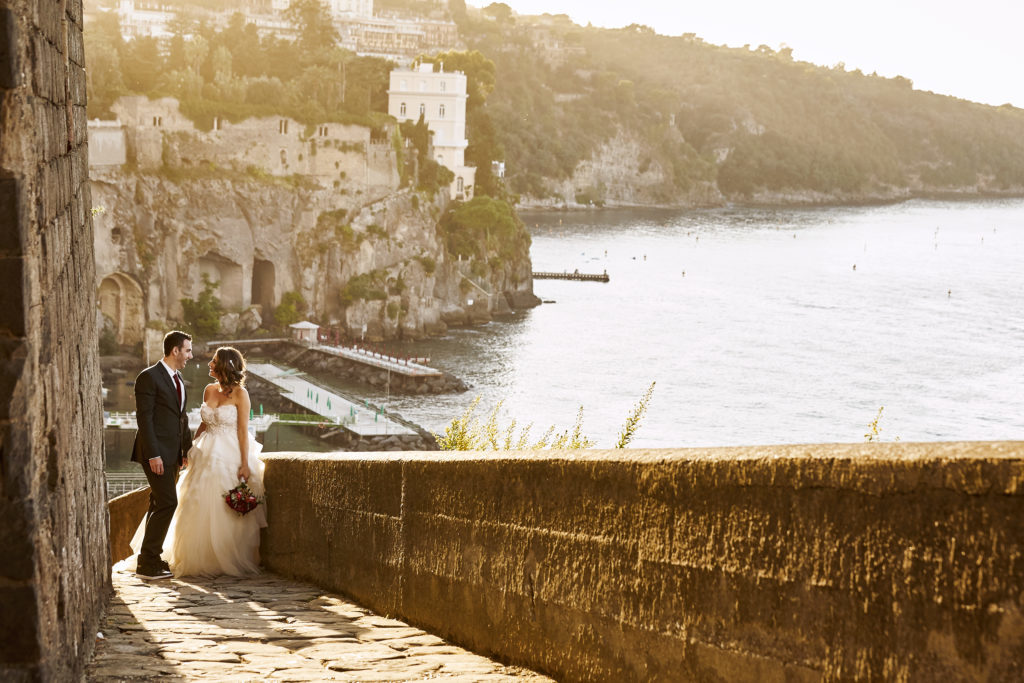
213, 346, 246, 396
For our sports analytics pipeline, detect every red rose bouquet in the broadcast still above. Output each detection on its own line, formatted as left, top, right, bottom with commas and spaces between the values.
224, 479, 263, 516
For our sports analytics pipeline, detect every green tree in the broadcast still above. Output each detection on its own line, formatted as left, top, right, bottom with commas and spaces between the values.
284, 0, 339, 54
122, 36, 162, 92
181, 274, 223, 337
274, 291, 307, 328
84, 12, 126, 117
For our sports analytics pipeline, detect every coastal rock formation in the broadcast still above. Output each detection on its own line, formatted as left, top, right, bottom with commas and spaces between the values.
90, 100, 539, 356
542, 131, 723, 208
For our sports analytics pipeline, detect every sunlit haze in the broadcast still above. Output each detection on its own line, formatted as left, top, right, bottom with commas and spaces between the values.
472, 0, 1024, 108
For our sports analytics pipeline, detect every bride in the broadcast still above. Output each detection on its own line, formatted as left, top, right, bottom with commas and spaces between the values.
128, 346, 267, 577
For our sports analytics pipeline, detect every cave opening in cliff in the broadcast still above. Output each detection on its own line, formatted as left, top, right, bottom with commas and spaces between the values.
98, 273, 145, 347
198, 253, 244, 310
252, 259, 276, 318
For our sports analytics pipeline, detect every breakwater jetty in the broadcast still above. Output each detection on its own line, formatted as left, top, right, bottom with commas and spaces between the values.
206, 339, 467, 394
533, 270, 609, 282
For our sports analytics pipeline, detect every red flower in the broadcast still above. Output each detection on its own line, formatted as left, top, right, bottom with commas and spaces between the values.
224, 480, 263, 516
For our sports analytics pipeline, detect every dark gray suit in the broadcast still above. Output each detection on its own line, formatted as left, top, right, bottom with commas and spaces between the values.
132, 363, 193, 570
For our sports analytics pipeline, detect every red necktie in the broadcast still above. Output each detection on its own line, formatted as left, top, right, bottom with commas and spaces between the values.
174, 374, 183, 410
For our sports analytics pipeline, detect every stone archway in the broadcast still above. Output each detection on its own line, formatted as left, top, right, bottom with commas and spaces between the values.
198, 253, 244, 310
97, 273, 145, 346
252, 259, 276, 316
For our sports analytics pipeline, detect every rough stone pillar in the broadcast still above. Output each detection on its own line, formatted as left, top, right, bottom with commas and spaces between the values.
0, 0, 110, 679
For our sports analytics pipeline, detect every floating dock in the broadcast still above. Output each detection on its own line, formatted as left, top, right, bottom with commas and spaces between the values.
245, 362, 417, 436
533, 271, 609, 282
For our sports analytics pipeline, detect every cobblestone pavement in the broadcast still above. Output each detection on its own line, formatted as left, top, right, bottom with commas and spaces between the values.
87, 570, 554, 682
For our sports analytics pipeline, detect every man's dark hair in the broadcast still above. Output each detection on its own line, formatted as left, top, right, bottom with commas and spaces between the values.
163, 330, 192, 357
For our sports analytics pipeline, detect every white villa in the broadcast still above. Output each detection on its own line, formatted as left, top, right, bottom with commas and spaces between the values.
387, 63, 476, 201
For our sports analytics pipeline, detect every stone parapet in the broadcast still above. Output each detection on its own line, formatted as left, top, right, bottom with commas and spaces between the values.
107, 488, 150, 565
261, 442, 1024, 682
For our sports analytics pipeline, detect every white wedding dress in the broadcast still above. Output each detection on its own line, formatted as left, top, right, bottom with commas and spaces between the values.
127, 401, 267, 577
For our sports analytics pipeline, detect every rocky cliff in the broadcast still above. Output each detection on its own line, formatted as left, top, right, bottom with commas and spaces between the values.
92, 154, 538, 354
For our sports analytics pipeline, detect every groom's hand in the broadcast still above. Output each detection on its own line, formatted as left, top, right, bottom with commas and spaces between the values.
181, 456, 189, 470
148, 456, 164, 475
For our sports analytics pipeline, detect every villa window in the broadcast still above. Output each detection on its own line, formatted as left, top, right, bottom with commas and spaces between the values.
440, 80, 446, 92
439, 104, 445, 118
419, 81, 426, 92
419, 103, 425, 116
152, 116, 162, 126
318, 125, 328, 136
213, 117, 221, 131
401, 79, 407, 90
279, 119, 289, 134
400, 102, 406, 116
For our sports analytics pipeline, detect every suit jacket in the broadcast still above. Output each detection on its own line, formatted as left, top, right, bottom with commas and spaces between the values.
131, 363, 193, 466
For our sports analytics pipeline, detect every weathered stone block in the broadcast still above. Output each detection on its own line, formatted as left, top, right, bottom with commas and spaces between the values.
67, 17, 83, 66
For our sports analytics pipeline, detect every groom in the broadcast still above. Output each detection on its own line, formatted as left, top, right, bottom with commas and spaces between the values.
132, 330, 194, 580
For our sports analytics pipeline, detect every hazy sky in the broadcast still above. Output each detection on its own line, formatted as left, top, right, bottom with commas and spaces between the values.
470, 0, 1024, 108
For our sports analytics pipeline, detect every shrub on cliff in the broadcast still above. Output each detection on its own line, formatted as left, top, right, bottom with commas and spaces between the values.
181, 274, 224, 337
274, 291, 308, 328
438, 196, 530, 263
340, 270, 388, 305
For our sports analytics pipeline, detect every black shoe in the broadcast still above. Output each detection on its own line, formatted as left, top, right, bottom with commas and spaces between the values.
158, 560, 171, 573
137, 567, 173, 581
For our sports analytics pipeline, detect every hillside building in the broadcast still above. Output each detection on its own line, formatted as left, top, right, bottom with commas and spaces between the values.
387, 63, 475, 200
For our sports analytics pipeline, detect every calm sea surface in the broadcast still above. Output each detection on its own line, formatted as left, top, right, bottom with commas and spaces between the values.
105, 198, 1024, 462
382, 198, 1024, 448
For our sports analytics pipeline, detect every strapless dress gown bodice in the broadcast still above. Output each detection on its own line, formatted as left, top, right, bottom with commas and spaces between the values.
200, 402, 239, 434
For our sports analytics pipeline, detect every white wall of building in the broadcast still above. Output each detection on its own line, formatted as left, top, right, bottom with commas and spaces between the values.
328, 0, 373, 18
88, 121, 127, 167
388, 63, 475, 200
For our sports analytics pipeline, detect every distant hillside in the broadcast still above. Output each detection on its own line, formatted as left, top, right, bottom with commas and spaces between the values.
457, 10, 1024, 206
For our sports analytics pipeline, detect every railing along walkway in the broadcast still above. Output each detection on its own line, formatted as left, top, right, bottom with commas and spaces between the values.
87, 569, 551, 681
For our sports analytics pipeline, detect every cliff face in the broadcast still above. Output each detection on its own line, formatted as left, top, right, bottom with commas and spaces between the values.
528, 131, 723, 209
517, 128, 1024, 210
92, 160, 536, 353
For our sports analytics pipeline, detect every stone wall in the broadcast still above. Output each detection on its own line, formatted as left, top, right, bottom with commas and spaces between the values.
260, 442, 1024, 682
0, 0, 109, 679
107, 488, 149, 566
104, 95, 399, 194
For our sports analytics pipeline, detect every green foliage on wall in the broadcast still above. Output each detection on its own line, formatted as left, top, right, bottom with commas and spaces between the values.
181, 273, 224, 336
340, 270, 388, 305
414, 254, 437, 275
274, 291, 308, 328
437, 196, 530, 262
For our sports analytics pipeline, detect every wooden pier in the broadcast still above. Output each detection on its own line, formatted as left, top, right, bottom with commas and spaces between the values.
533, 270, 609, 282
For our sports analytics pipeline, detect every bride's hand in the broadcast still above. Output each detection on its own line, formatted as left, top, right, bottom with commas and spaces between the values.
238, 464, 251, 482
